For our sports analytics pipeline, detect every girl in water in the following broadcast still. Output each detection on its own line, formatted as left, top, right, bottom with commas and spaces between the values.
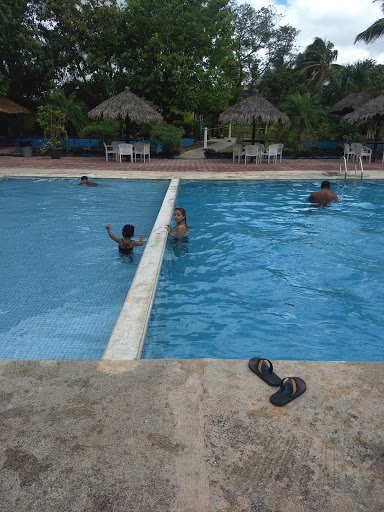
165, 207, 190, 242
105, 224, 143, 255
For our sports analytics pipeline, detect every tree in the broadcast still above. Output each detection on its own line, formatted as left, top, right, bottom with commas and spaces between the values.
45, 91, 89, 137
278, 93, 326, 152
355, 1, 384, 43
229, 3, 299, 100
0, 0, 54, 105
296, 38, 340, 87
119, 0, 235, 120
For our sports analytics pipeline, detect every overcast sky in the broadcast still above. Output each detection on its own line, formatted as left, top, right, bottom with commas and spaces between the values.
248, 0, 384, 65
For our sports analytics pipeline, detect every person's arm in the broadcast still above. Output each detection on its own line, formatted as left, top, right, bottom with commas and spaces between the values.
173, 224, 187, 238
306, 193, 314, 202
105, 224, 121, 243
332, 194, 339, 203
133, 234, 144, 246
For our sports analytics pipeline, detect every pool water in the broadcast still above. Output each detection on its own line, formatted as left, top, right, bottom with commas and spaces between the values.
0, 178, 169, 360
143, 180, 384, 361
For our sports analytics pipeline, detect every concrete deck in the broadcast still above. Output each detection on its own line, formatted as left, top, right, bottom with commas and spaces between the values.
1, 157, 383, 511
1, 360, 383, 512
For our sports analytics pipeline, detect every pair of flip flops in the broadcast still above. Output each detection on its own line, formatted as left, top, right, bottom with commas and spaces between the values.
248, 357, 306, 406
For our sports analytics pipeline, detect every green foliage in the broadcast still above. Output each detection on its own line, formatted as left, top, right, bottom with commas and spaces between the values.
277, 93, 327, 152
36, 105, 67, 146
44, 91, 89, 137
150, 124, 184, 157
229, 4, 299, 98
83, 120, 120, 145
295, 38, 340, 88
355, 1, 384, 43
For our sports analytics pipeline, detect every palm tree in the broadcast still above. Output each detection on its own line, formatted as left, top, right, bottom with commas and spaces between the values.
46, 91, 89, 137
278, 93, 326, 153
296, 38, 340, 87
355, 1, 384, 43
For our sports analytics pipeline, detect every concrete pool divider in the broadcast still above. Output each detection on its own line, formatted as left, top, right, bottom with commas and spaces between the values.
102, 178, 180, 360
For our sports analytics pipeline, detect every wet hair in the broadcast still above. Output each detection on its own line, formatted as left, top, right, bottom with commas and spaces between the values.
122, 224, 134, 238
174, 207, 188, 228
321, 180, 331, 190
81, 176, 88, 181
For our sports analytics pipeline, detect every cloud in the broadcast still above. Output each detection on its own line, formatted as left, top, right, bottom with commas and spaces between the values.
247, 0, 384, 64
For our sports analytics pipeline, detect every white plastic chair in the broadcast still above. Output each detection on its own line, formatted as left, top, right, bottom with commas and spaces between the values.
263, 144, 280, 164
351, 143, 372, 164
244, 145, 260, 164
103, 141, 118, 162
276, 143, 284, 162
117, 143, 134, 163
344, 143, 354, 161
134, 142, 151, 162
232, 144, 245, 163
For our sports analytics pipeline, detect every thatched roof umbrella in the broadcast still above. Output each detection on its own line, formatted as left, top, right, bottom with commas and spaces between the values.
0, 97, 33, 115
88, 87, 163, 141
330, 91, 372, 115
218, 91, 289, 145
343, 92, 384, 161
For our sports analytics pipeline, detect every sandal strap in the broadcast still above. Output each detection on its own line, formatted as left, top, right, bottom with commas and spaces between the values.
257, 358, 273, 376
281, 377, 297, 396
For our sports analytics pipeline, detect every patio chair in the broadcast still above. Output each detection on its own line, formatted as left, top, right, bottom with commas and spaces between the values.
262, 144, 280, 164
134, 142, 151, 162
103, 141, 119, 162
276, 143, 284, 162
351, 143, 372, 164
344, 143, 354, 161
244, 144, 260, 164
232, 143, 245, 163
117, 143, 134, 163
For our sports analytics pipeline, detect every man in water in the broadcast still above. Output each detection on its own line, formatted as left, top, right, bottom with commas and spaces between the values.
79, 176, 99, 186
307, 180, 338, 206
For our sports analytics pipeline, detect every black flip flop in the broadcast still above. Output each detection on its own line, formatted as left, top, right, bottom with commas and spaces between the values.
248, 357, 281, 386
270, 377, 306, 406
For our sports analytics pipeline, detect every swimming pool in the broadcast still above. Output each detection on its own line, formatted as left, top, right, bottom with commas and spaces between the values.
0, 177, 169, 360
143, 180, 384, 361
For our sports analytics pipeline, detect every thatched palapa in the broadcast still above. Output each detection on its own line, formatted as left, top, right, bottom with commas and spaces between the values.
343, 92, 384, 161
88, 87, 162, 141
219, 91, 289, 144
0, 97, 32, 115
330, 91, 372, 115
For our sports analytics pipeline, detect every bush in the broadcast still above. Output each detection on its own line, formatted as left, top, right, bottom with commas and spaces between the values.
150, 124, 184, 158
83, 120, 120, 145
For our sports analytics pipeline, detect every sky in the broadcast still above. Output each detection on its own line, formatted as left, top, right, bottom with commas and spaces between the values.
248, 0, 384, 65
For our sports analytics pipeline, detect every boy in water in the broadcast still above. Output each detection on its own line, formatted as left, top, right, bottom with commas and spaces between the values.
79, 176, 99, 186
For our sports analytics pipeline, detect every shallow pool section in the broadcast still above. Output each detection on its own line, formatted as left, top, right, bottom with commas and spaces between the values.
143, 180, 384, 361
0, 178, 169, 360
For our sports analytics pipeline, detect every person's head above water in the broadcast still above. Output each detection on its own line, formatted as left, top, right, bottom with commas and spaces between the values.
174, 207, 187, 226
80, 176, 88, 183
122, 224, 134, 238
321, 180, 331, 190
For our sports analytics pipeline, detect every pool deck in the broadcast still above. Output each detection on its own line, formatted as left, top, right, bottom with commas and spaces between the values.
1, 156, 384, 511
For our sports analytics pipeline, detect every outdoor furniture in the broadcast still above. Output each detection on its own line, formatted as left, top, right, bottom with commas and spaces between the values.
117, 143, 134, 163
276, 143, 284, 162
262, 144, 280, 164
244, 144, 260, 164
351, 143, 372, 164
344, 143, 354, 160
103, 141, 118, 162
134, 142, 151, 162
232, 143, 245, 163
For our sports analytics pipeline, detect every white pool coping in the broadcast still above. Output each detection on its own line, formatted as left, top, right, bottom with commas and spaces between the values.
102, 178, 180, 360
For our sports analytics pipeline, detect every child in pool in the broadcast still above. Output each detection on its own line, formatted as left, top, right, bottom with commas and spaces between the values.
105, 224, 143, 255
165, 207, 191, 242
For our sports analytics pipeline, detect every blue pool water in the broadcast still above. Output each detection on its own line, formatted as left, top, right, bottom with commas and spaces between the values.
0, 178, 169, 360
143, 180, 384, 361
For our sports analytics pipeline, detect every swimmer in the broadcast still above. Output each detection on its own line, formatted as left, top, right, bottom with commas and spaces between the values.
79, 176, 99, 186
307, 180, 339, 206
105, 224, 143, 255
165, 207, 191, 241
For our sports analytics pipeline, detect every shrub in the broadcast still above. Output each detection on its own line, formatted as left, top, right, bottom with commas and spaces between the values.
83, 120, 120, 145
150, 124, 184, 158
